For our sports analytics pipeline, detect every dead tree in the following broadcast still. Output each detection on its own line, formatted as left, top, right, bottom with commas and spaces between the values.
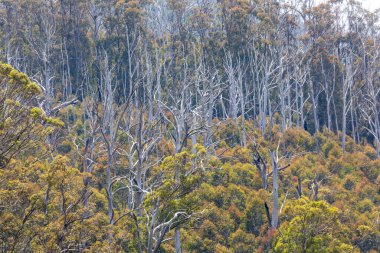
252, 141, 290, 229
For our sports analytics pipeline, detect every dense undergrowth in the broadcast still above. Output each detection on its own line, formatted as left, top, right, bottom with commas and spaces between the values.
0, 64, 379, 252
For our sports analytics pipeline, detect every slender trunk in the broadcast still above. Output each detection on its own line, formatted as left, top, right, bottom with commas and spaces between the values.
350, 97, 356, 143
375, 114, 380, 159
300, 84, 305, 128
174, 132, 182, 253
261, 168, 268, 190
270, 152, 279, 228
310, 81, 320, 150
175, 228, 182, 253
192, 114, 197, 154
342, 84, 347, 154
220, 95, 227, 120
106, 149, 113, 224
312, 94, 319, 133
281, 81, 286, 133
326, 98, 332, 132
313, 179, 319, 201
296, 81, 300, 128
287, 77, 292, 128
296, 177, 302, 198
136, 106, 144, 217
128, 154, 134, 210
355, 109, 360, 144
263, 82, 268, 133
147, 199, 159, 253
264, 202, 271, 227
240, 96, 247, 147
333, 99, 339, 133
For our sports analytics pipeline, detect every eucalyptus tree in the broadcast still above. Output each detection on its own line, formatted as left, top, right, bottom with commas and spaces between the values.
24, 0, 58, 115
224, 53, 248, 146
340, 49, 357, 154
361, 41, 380, 158
251, 141, 290, 229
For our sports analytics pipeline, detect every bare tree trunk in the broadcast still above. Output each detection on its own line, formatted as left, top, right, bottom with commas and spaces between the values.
280, 80, 286, 133
106, 148, 114, 224
175, 228, 182, 253
342, 95, 347, 154
350, 97, 357, 143
321, 57, 335, 132
296, 177, 302, 198
287, 76, 292, 129
238, 65, 247, 147
310, 80, 320, 150
192, 114, 197, 154
135, 102, 146, 218
270, 151, 279, 228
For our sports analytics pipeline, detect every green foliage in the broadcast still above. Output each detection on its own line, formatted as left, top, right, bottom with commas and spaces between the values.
1, 63, 379, 252
0, 156, 111, 252
229, 228, 256, 253
244, 197, 267, 236
273, 198, 352, 253
2, 113, 379, 252
0, 63, 63, 167
354, 225, 380, 252
1, 0, 380, 250
181, 126, 379, 252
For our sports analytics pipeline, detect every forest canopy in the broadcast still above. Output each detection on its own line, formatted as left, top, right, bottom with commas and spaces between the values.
0, 0, 379, 252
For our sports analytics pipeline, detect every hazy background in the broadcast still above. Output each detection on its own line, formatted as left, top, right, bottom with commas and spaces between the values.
315, 0, 380, 11
362, 0, 380, 11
